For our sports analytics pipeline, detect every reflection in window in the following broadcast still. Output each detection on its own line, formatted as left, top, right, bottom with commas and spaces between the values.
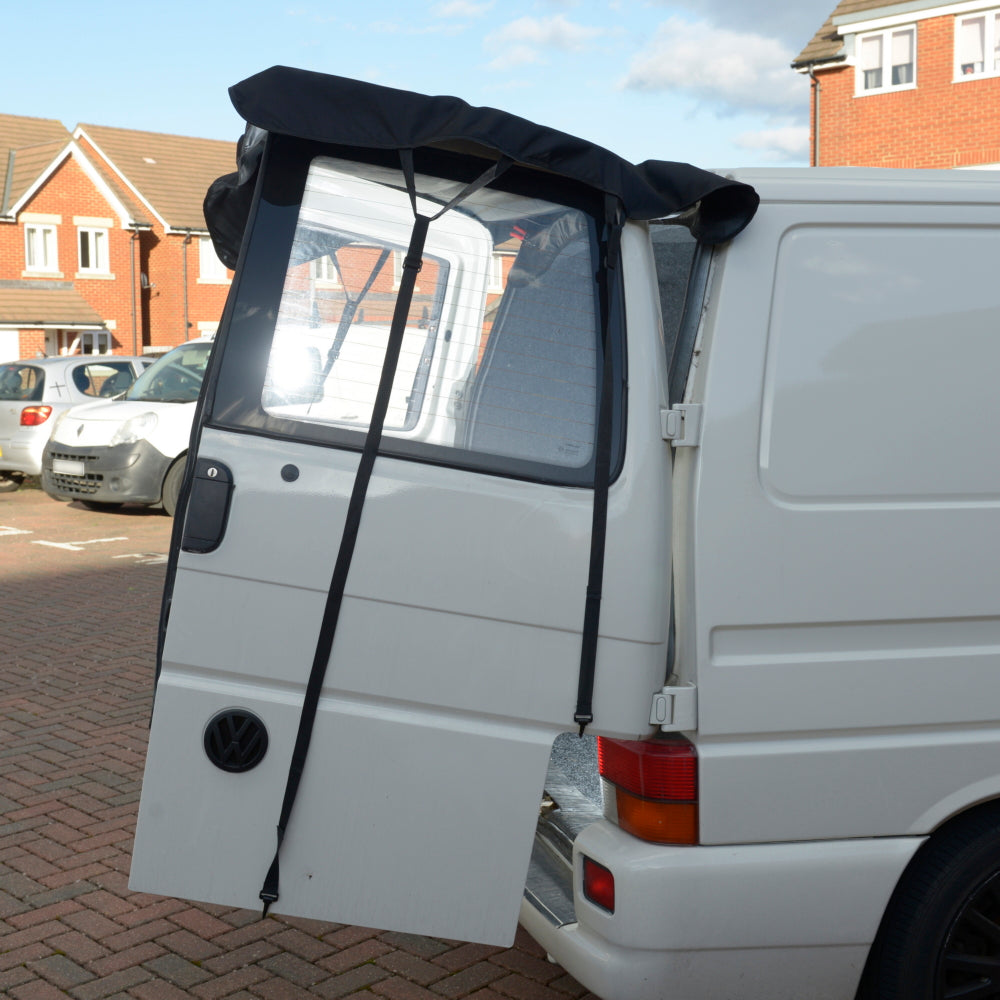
262, 157, 601, 477
957, 11, 1000, 77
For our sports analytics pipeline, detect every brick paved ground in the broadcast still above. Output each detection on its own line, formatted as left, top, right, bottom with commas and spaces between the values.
1, 487, 595, 1000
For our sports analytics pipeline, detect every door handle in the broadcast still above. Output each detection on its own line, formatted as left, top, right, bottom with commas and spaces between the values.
181, 458, 234, 553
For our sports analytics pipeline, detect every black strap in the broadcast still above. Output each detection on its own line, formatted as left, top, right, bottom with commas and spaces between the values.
260, 152, 511, 915
574, 194, 624, 736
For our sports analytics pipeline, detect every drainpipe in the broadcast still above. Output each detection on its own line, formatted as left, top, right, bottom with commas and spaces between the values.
808, 65, 821, 167
182, 230, 192, 341
129, 226, 140, 355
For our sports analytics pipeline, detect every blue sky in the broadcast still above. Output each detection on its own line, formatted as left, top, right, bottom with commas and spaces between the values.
5, 0, 835, 168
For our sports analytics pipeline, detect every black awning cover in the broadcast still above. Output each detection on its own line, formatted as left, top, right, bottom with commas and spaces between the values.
205, 65, 759, 269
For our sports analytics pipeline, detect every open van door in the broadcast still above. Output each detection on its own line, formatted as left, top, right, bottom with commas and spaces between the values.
130, 68, 758, 945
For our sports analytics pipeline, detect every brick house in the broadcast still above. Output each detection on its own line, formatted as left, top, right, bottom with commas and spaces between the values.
793, 0, 1000, 167
0, 113, 236, 362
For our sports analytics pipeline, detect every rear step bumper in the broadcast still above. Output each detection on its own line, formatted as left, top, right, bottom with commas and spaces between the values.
524, 759, 603, 927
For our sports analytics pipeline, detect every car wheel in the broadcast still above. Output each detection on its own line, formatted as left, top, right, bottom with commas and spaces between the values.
859, 803, 1000, 1000
0, 472, 25, 493
79, 500, 124, 512
161, 458, 186, 517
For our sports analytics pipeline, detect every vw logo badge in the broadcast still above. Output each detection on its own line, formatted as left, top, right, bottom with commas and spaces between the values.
203, 709, 269, 773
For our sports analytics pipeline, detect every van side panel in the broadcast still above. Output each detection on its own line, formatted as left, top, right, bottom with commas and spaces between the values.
683, 197, 1000, 844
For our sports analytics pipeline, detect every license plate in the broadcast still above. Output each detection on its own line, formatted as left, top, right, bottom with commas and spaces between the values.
52, 458, 85, 477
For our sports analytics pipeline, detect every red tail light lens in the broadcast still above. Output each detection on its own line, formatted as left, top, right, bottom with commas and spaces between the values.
582, 856, 615, 913
20, 406, 53, 426
598, 736, 698, 844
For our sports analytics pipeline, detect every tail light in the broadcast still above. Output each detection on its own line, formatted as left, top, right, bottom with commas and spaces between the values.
20, 406, 53, 426
582, 856, 615, 913
597, 735, 698, 845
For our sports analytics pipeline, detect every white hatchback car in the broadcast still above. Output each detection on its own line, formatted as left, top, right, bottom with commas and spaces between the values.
41, 338, 213, 515
0, 355, 151, 491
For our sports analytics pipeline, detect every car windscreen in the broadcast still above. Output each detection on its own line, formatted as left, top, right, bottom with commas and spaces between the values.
126, 344, 212, 403
0, 364, 44, 401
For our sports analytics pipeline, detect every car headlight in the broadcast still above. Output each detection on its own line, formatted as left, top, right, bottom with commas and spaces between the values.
109, 411, 158, 446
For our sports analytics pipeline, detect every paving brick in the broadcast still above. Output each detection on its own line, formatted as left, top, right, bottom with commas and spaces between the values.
319, 938, 394, 975
141, 953, 213, 988
189, 965, 271, 1000
45, 929, 111, 964
314, 963, 391, 999
26, 952, 95, 989
155, 928, 223, 962
11, 979, 76, 1000
201, 939, 283, 976
128, 978, 193, 1000
376, 950, 448, 986
372, 975, 445, 1000
167, 906, 233, 940
269, 926, 334, 963
379, 932, 453, 959
431, 962, 507, 998
259, 951, 328, 987
88, 942, 166, 978
433, 944, 505, 973
67, 966, 153, 1000
491, 975, 568, 1000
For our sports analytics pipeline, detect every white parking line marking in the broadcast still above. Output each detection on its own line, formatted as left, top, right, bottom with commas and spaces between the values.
0, 526, 32, 537
32, 536, 129, 552
113, 553, 168, 566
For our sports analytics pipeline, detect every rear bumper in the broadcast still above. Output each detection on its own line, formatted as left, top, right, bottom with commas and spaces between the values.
0, 426, 49, 476
42, 440, 170, 505
520, 820, 922, 1000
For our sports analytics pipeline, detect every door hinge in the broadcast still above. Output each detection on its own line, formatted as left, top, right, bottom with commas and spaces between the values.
660, 404, 702, 447
649, 682, 697, 731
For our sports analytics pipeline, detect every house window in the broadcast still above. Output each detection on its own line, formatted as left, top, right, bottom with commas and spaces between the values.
78, 228, 109, 273
310, 254, 340, 285
25, 224, 57, 272
857, 26, 916, 93
199, 236, 229, 283
957, 11, 1000, 77
488, 253, 509, 293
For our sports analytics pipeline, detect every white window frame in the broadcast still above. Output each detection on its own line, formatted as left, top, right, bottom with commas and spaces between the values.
77, 227, 109, 274
855, 25, 917, 95
198, 236, 230, 283
24, 224, 58, 272
310, 254, 341, 286
488, 253, 509, 293
956, 9, 1000, 79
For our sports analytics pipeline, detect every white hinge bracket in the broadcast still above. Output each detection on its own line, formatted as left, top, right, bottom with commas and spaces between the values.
649, 682, 697, 732
660, 404, 703, 447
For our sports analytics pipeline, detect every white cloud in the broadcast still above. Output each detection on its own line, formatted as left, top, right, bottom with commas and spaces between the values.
650, 0, 833, 50
484, 14, 606, 68
734, 125, 810, 161
622, 17, 809, 117
432, 0, 494, 17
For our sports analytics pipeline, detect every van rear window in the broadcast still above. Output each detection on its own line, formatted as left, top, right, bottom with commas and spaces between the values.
225, 154, 609, 486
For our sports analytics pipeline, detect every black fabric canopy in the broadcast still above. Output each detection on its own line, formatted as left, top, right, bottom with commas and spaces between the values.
204, 66, 759, 269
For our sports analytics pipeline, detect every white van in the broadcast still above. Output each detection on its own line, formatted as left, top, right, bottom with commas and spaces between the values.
41, 337, 213, 515
131, 68, 1000, 1000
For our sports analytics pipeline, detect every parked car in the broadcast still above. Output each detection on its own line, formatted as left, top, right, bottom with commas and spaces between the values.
0, 355, 151, 492
42, 337, 212, 517
40, 337, 213, 515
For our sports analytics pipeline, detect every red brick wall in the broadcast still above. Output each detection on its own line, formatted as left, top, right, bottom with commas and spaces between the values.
813, 13, 1000, 167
